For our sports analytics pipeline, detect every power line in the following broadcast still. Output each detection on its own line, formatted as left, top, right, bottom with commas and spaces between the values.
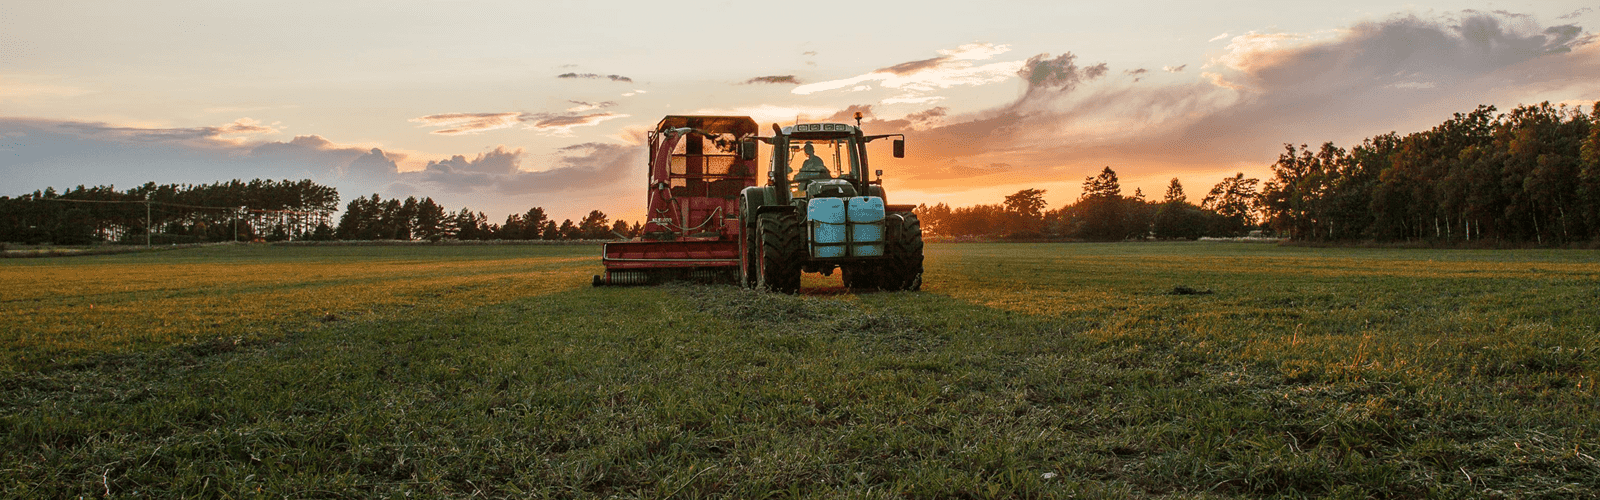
35, 197, 332, 246
40, 197, 236, 210
41, 197, 328, 215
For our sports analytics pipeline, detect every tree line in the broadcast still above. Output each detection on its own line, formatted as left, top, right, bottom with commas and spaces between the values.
333, 194, 638, 242
1, 179, 339, 245
1261, 101, 1598, 244
1, 180, 642, 245
915, 168, 1263, 241
917, 101, 1600, 244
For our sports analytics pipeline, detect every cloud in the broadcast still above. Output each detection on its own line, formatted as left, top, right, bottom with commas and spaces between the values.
557, 72, 633, 82
784, 104, 949, 134
529, 113, 626, 133
35, 117, 279, 151
1387, 80, 1438, 90
1209, 33, 1230, 42
882, 94, 946, 105
566, 100, 616, 112
888, 10, 1594, 194
1561, 8, 1592, 20
345, 148, 402, 181
1015, 52, 1109, 101
792, 43, 1023, 102
687, 104, 845, 125
416, 143, 639, 195
410, 111, 627, 135
879, 56, 948, 76
0, 116, 404, 197
905, 107, 949, 127
249, 135, 370, 173
743, 75, 801, 85
0, 115, 643, 222
0, 76, 94, 101
911, 162, 1013, 181
8, 11, 1590, 218
424, 147, 521, 176
494, 143, 638, 195
1208, 14, 1586, 93
409, 112, 524, 135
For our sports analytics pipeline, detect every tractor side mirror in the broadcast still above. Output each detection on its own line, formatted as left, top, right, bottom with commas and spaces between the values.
893, 139, 905, 158
739, 140, 758, 161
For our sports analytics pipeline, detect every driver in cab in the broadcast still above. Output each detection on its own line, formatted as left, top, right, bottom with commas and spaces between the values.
797, 142, 831, 181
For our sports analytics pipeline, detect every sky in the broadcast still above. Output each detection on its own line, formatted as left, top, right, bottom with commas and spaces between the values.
3, 1, 1597, 224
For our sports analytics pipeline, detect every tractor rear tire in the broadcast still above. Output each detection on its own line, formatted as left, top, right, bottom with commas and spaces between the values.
883, 213, 924, 291
757, 212, 803, 293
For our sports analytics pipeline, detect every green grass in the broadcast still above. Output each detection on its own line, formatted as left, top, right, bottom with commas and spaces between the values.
2, 242, 1597, 497
0, 244, 590, 372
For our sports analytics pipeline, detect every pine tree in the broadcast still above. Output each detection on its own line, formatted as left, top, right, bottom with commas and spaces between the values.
523, 207, 548, 240
578, 210, 610, 239
1078, 167, 1125, 241
1163, 178, 1186, 204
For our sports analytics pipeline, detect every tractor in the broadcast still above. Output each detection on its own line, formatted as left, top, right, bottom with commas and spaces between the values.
737, 113, 923, 293
594, 113, 922, 293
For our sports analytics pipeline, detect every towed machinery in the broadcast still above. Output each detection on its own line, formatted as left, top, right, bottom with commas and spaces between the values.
594, 116, 760, 286
595, 113, 922, 293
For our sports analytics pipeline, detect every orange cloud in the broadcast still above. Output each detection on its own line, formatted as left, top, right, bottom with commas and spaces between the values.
409, 113, 524, 135
882, 10, 1593, 200
792, 43, 1023, 103
410, 111, 628, 136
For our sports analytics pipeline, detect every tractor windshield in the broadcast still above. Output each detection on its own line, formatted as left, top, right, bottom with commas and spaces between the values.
786, 136, 859, 194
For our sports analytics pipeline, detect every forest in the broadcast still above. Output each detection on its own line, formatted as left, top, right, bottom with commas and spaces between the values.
4, 101, 1596, 246
914, 169, 1259, 241
0, 181, 635, 245
918, 101, 1599, 244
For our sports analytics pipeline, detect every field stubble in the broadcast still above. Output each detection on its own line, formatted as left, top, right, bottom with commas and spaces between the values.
1, 242, 1596, 498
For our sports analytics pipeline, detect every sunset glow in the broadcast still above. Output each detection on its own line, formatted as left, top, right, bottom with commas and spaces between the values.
3, 2, 1596, 224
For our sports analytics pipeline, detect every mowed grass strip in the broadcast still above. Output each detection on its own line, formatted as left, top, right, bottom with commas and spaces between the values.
2, 242, 1597, 497
0, 244, 592, 372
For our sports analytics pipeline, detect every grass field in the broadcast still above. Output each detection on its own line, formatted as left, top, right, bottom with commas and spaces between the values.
2, 242, 1596, 498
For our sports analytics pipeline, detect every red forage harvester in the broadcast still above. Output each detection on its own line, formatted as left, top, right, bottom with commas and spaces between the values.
593, 115, 760, 286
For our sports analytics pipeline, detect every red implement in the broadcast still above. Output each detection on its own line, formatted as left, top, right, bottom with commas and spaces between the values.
594, 116, 759, 286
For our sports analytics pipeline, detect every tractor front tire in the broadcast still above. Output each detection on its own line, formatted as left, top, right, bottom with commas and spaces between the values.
756, 212, 803, 293
884, 213, 924, 291
739, 224, 759, 288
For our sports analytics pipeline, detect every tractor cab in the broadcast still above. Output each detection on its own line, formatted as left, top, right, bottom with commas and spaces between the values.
767, 120, 903, 207
775, 124, 865, 203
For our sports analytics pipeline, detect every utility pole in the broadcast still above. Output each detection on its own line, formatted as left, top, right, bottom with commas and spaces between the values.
145, 193, 152, 247
236, 207, 247, 242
